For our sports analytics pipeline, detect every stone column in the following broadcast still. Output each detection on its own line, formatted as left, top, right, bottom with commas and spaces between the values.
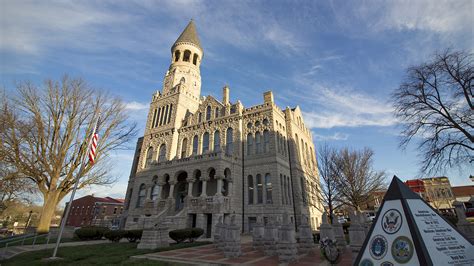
297, 215, 315, 254
228, 181, 233, 197
187, 178, 195, 197
252, 216, 265, 250
278, 213, 298, 263
168, 180, 176, 200
201, 177, 209, 197
263, 216, 279, 256
348, 211, 366, 261
214, 215, 224, 247
453, 201, 474, 241
333, 218, 346, 251
319, 213, 335, 241
157, 180, 166, 200
216, 176, 224, 196
223, 215, 241, 258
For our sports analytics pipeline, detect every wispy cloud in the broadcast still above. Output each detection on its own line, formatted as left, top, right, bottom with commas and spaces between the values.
371, 0, 472, 33
125, 101, 148, 111
313, 132, 349, 141
293, 83, 397, 129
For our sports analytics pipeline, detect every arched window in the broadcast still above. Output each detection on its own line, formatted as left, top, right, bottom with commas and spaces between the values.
287, 176, 292, 205
193, 53, 198, 65
206, 106, 211, 121
277, 134, 281, 153
226, 128, 233, 155
181, 138, 188, 158
183, 50, 191, 62
295, 134, 299, 154
174, 50, 181, 62
256, 174, 263, 204
192, 135, 199, 155
192, 170, 202, 197
161, 175, 170, 199
198, 112, 202, 123
215, 107, 219, 118
158, 144, 166, 162
263, 130, 269, 153
301, 139, 306, 164
263, 118, 269, 126
155, 107, 161, 128
247, 133, 253, 155
202, 132, 210, 152
137, 184, 146, 207
301, 177, 307, 205
167, 104, 173, 124
280, 174, 287, 205
265, 173, 272, 204
162, 105, 169, 126
248, 175, 254, 204
151, 177, 159, 201
255, 132, 262, 154
145, 147, 153, 168
151, 108, 157, 128
213, 130, 220, 152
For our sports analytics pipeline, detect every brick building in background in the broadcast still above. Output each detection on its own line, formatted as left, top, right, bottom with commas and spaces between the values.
451, 185, 474, 205
405, 176, 455, 213
65, 195, 124, 228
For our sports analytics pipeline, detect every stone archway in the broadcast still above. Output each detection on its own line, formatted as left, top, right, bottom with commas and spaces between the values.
174, 171, 188, 211
207, 168, 217, 196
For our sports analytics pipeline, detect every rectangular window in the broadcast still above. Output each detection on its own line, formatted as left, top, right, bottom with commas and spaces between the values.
257, 174, 263, 204
248, 175, 254, 204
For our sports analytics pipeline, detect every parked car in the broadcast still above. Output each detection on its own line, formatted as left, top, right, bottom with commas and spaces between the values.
465, 208, 474, 217
337, 216, 347, 224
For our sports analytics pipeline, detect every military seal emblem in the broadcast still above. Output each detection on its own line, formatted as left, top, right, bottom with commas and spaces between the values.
381, 209, 402, 234
391, 236, 414, 264
369, 235, 388, 260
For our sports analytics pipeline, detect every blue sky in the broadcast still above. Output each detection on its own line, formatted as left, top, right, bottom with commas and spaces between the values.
1, 0, 473, 201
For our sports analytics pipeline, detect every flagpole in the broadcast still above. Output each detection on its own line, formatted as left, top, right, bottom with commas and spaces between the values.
51, 114, 100, 258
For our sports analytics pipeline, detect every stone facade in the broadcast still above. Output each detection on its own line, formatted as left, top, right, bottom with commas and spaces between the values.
122, 21, 323, 238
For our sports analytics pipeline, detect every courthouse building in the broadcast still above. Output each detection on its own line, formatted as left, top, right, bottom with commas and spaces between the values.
123, 21, 323, 236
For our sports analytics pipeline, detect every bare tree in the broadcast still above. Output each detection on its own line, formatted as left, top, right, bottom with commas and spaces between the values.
0, 77, 136, 232
316, 143, 342, 223
0, 163, 36, 215
334, 147, 386, 211
392, 50, 473, 174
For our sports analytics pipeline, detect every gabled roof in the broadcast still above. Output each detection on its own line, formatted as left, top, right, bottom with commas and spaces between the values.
173, 20, 202, 51
452, 186, 474, 197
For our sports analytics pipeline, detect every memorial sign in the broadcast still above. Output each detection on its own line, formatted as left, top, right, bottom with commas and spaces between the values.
355, 176, 474, 266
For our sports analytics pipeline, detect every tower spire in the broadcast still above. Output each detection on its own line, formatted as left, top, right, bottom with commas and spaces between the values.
172, 20, 202, 52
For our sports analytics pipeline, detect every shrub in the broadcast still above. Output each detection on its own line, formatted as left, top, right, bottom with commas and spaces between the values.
188, 228, 204, 242
169, 228, 204, 243
75, 227, 108, 241
104, 230, 126, 242
125, 229, 143, 243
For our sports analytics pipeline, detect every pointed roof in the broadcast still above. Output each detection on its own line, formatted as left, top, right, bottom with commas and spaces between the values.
384, 175, 423, 200
172, 20, 202, 51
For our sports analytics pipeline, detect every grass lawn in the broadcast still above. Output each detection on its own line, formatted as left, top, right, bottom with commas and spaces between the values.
1, 241, 211, 265
0, 236, 75, 248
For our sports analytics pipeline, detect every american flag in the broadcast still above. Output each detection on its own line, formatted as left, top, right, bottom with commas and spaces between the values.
88, 116, 101, 165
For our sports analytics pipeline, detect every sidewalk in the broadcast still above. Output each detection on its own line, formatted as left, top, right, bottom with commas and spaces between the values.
0, 240, 108, 260
133, 242, 354, 265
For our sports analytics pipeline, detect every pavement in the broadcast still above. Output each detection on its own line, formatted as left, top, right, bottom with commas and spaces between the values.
133, 242, 354, 265
0, 240, 108, 260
